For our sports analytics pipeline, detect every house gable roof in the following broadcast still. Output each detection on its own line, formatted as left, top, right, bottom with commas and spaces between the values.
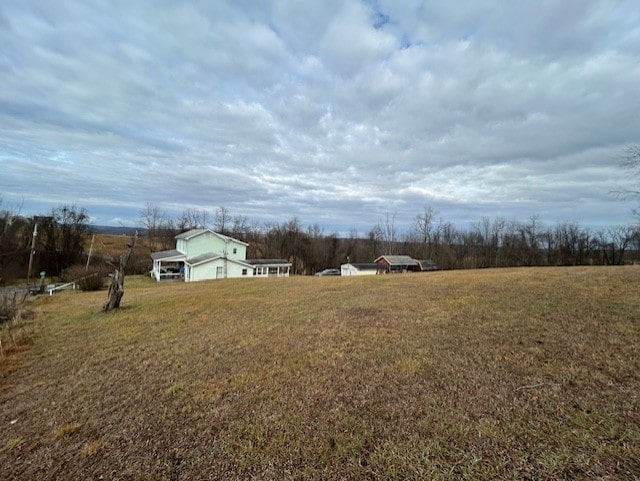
374, 255, 419, 266
175, 228, 249, 246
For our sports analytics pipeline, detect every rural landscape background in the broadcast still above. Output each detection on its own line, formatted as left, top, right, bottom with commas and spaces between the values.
2, 0, 640, 478
0, 199, 638, 479
1, 201, 639, 284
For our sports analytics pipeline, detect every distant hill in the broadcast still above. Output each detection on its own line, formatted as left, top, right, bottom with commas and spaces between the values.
90, 225, 148, 235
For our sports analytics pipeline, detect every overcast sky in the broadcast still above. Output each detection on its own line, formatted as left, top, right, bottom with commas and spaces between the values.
1, 1, 639, 234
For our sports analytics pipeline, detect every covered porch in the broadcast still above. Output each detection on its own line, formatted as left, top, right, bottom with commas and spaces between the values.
150, 249, 186, 282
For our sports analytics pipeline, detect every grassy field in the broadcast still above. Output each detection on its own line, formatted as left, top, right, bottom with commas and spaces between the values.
1, 267, 639, 480
92, 233, 149, 257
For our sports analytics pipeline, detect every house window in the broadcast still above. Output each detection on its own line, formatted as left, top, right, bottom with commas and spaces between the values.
233, 248, 237, 254
242, 268, 247, 276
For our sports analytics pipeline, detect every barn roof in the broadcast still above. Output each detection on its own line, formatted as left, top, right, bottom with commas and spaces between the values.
374, 255, 419, 266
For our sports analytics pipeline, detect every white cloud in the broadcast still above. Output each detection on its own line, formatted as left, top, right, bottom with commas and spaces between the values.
0, 0, 639, 232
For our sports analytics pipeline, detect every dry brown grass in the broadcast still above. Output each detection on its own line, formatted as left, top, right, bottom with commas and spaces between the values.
54, 422, 83, 440
93, 233, 150, 259
0, 267, 638, 480
0, 294, 37, 371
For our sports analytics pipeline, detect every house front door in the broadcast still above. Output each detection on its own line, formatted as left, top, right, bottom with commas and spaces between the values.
216, 266, 223, 279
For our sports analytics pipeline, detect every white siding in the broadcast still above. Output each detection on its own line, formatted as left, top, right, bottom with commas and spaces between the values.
226, 260, 252, 278
189, 258, 253, 282
227, 243, 246, 261
183, 231, 224, 258
179, 231, 246, 260
340, 263, 378, 276
190, 258, 224, 282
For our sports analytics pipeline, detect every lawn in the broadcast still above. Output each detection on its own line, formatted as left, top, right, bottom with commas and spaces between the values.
1, 267, 639, 480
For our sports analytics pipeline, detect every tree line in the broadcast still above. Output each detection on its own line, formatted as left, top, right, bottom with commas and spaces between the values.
140, 146, 640, 274
2, 148, 639, 284
1, 203, 91, 284
140, 203, 640, 275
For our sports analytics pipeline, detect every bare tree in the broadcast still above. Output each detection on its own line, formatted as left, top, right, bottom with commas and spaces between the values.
370, 212, 398, 256
344, 228, 359, 263
139, 203, 167, 252
522, 215, 542, 266
438, 220, 460, 269
413, 206, 437, 259
366, 224, 384, 259
261, 218, 306, 273
596, 225, 635, 265
472, 216, 505, 268
47, 205, 90, 274
181, 208, 209, 230
0, 199, 26, 284
104, 232, 138, 311
230, 214, 249, 238
619, 146, 640, 219
304, 223, 324, 274
214, 206, 231, 234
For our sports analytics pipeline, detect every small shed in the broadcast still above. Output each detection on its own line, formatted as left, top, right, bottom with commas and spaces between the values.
416, 259, 439, 271
374, 255, 421, 274
340, 263, 379, 276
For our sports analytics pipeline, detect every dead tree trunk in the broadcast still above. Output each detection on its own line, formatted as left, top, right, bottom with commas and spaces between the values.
103, 232, 137, 312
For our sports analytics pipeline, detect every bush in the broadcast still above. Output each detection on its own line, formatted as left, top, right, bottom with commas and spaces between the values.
62, 265, 108, 292
77, 272, 107, 291
0, 290, 23, 324
125, 253, 152, 275
0, 289, 35, 362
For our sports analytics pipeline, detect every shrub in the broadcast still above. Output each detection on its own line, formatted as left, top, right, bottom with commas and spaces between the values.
0, 290, 22, 324
77, 272, 107, 291
62, 264, 108, 292
125, 253, 152, 275
0, 289, 34, 362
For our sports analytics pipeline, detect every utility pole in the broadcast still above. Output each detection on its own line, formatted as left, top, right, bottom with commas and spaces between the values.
85, 233, 95, 271
27, 223, 37, 284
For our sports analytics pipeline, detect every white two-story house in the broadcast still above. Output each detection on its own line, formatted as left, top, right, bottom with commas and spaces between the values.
150, 228, 291, 282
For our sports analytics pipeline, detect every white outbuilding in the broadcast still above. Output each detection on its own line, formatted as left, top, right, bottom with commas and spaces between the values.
340, 262, 379, 276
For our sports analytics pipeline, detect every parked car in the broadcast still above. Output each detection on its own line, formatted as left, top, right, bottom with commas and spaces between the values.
315, 268, 341, 276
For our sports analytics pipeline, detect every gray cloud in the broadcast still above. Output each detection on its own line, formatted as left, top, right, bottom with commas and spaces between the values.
1, 0, 638, 233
